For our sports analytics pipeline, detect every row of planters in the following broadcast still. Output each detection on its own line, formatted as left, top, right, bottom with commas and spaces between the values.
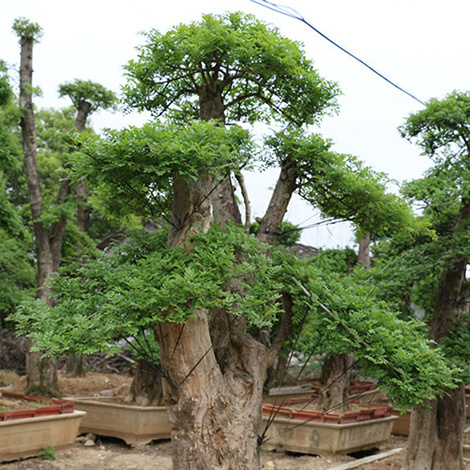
0, 392, 85, 462
2, 384, 469, 462
265, 379, 378, 404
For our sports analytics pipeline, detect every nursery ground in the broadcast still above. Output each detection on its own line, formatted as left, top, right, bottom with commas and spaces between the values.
0, 370, 468, 469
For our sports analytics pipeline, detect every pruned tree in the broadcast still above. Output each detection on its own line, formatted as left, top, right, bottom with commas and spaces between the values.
58, 79, 117, 377
12, 18, 117, 392
397, 90, 470, 470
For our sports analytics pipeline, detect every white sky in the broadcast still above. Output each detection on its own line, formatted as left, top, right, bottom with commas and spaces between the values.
2, 0, 469, 248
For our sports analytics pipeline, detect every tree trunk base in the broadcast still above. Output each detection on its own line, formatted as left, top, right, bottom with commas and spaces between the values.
26, 350, 60, 398
65, 354, 87, 378
402, 385, 465, 470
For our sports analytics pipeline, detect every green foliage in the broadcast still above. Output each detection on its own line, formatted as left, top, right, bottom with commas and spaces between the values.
12, 225, 284, 356
73, 120, 254, 219
12, 17, 43, 42
0, 230, 35, 326
250, 220, 301, 246
263, 128, 416, 237
123, 12, 339, 124
287, 250, 457, 408
38, 446, 55, 460
440, 315, 470, 384
11, 225, 457, 408
400, 90, 470, 159
58, 79, 118, 114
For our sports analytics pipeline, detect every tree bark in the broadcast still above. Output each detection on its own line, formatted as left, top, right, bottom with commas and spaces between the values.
257, 157, 298, 245
198, 86, 242, 226
318, 353, 354, 412
65, 354, 87, 378
65, 102, 93, 378
126, 359, 163, 406
402, 199, 470, 470
357, 231, 371, 268
18, 34, 59, 397
75, 102, 92, 234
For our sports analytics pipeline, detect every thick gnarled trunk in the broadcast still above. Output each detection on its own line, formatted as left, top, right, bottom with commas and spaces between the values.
404, 385, 465, 470
403, 201, 470, 470
157, 172, 270, 469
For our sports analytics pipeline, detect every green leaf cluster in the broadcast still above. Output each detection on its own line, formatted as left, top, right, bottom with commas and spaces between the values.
58, 79, 117, 114
73, 120, 254, 219
12, 225, 283, 355
12, 17, 43, 42
264, 128, 416, 236
123, 12, 339, 124
288, 250, 457, 408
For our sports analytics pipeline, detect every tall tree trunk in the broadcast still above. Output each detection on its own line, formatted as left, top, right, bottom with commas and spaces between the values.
65, 102, 93, 378
357, 231, 371, 269
199, 87, 242, 226
403, 199, 470, 470
18, 34, 59, 397
75, 102, 92, 234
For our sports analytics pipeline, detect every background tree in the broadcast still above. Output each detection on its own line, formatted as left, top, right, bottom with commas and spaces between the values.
12, 18, 118, 393
381, 90, 470, 470
58, 79, 117, 377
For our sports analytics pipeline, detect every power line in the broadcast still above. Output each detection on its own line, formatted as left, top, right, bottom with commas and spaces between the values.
246, 0, 426, 107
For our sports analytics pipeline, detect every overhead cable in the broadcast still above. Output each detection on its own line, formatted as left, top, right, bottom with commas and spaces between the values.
247, 0, 426, 106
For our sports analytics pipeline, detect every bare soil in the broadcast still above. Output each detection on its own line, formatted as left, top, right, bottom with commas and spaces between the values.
0, 370, 467, 469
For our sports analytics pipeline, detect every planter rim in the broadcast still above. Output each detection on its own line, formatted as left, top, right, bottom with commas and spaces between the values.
66, 396, 168, 411
0, 409, 86, 427
262, 414, 397, 429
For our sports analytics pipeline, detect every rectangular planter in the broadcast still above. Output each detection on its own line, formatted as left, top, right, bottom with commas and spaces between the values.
261, 414, 397, 455
0, 410, 85, 462
68, 397, 171, 447
464, 445, 470, 459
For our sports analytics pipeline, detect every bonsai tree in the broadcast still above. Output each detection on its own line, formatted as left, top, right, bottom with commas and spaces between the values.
13, 119, 457, 470
10, 14, 461, 470
394, 90, 470, 470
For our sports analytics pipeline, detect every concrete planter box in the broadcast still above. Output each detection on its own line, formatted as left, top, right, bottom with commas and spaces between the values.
264, 385, 315, 404
265, 380, 378, 404
261, 401, 396, 455
0, 392, 84, 463
261, 414, 396, 455
69, 397, 171, 447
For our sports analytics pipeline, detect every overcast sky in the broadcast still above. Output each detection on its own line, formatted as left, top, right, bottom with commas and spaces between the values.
2, 0, 469, 248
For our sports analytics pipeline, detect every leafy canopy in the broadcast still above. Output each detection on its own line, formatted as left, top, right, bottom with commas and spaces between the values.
264, 128, 416, 237
58, 79, 118, 114
123, 12, 339, 124
12, 17, 43, 42
12, 225, 457, 408
72, 120, 254, 219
